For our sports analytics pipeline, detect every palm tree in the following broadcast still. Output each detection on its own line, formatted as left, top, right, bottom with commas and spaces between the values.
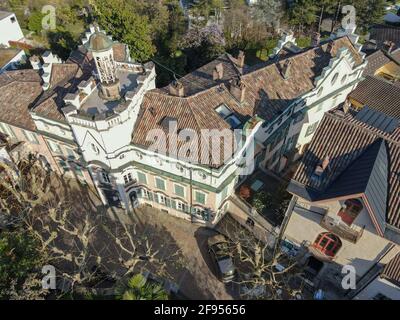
116, 274, 169, 300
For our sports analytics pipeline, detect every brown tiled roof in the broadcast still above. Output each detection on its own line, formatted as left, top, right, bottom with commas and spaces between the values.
159, 53, 243, 96
291, 110, 400, 229
370, 25, 400, 49
132, 85, 254, 167
381, 253, 400, 286
49, 63, 79, 88
0, 70, 42, 131
32, 48, 94, 123
349, 76, 400, 118
112, 43, 127, 62
363, 50, 393, 76
132, 37, 363, 165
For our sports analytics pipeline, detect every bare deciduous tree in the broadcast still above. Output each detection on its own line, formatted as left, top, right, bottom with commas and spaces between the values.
217, 214, 305, 300
0, 155, 182, 299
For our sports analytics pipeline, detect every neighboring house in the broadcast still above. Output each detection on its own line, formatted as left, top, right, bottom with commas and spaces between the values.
0, 24, 367, 228
355, 253, 400, 300
0, 11, 24, 47
0, 47, 26, 73
347, 47, 400, 116
367, 25, 400, 51
281, 106, 400, 299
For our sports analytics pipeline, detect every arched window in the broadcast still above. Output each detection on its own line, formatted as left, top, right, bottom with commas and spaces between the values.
338, 199, 363, 225
313, 232, 342, 257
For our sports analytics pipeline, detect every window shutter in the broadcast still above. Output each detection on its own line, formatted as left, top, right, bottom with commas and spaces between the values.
171, 199, 176, 209
148, 191, 154, 202
154, 193, 159, 203
166, 198, 171, 208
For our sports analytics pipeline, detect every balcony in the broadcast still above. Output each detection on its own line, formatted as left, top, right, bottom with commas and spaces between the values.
124, 179, 138, 189
320, 214, 364, 243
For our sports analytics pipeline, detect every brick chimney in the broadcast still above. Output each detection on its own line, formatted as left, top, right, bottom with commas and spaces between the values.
312, 155, 330, 181
384, 41, 396, 54
311, 32, 321, 47
321, 156, 330, 171
281, 60, 292, 80
230, 77, 246, 103
169, 80, 185, 97
326, 40, 334, 54
236, 51, 245, 68
213, 63, 224, 80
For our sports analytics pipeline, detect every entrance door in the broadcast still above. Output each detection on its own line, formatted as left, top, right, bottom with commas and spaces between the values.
304, 256, 324, 282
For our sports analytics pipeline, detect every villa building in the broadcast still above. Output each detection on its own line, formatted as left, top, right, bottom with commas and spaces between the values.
0, 24, 367, 227
281, 105, 400, 299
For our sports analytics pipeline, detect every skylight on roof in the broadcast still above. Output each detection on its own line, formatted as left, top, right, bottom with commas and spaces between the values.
215, 104, 232, 118
215, 104, 242, 129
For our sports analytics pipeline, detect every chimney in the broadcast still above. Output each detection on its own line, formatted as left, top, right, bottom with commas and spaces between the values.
312, 156, 330, 182
236, 51, 245, 68
321, 156, 330, 171
326, 40, 334, 54
230, 77, 246, 103
384, 41, 396, 54
169, 80, 185, 97
311, 32, 321, 47
281, 60, 292, 80
213, 63, 224, 80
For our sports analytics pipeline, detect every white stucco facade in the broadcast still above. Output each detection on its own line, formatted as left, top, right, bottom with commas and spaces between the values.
0, 12, 24, 46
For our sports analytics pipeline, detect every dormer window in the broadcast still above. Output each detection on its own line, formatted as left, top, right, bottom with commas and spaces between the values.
215, 104, 242, 129
338, 199, 363, 225
311, 156, 330, 183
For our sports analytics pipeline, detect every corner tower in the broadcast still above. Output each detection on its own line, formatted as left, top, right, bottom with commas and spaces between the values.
88, 31, 121, 100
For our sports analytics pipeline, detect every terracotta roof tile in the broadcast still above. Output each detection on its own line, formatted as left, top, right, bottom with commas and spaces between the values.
292, 109, 400, 229
0, 70, 42, 131
112, 43, 127, 62
349, 76, 400, 118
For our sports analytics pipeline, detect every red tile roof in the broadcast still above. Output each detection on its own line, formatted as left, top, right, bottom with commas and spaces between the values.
132, 37, 363, 166
348, 76, 400, 118
0, 70, 42, 131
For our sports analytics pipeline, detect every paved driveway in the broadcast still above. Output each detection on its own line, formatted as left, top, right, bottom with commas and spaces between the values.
127, 206, 237, 300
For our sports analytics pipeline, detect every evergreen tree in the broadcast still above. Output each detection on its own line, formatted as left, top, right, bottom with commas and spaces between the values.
92, 0, 155, 62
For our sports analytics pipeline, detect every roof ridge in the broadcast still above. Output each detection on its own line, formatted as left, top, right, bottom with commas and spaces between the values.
327, 111, 400, 146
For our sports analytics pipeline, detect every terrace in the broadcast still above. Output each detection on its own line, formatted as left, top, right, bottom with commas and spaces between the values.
235, 169, 291, 227
79, 70, 139, 115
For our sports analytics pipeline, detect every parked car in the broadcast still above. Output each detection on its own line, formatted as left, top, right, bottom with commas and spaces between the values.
207, 234, 236, 283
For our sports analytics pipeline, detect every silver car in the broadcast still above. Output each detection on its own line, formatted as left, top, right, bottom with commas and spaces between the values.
207, 235, 236, 283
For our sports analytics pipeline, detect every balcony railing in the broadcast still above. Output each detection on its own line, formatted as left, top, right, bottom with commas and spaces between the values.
124, 179, 138, 189
320, 214, 364, 243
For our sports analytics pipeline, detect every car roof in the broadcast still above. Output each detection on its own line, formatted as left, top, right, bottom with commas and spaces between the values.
208, 234, 228, 246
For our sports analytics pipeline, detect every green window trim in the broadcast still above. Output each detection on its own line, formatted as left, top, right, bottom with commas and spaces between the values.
194, 191, 206, 205
155, 177, 166, 191
137, 171, 147, 184
174, 184, 185, 197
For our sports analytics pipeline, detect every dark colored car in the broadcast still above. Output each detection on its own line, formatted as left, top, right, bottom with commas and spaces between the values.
207, 234, 236, 283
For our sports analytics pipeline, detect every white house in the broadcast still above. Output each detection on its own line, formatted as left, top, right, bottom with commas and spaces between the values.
0, 11, 24, 47
0, 25, 368, 230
